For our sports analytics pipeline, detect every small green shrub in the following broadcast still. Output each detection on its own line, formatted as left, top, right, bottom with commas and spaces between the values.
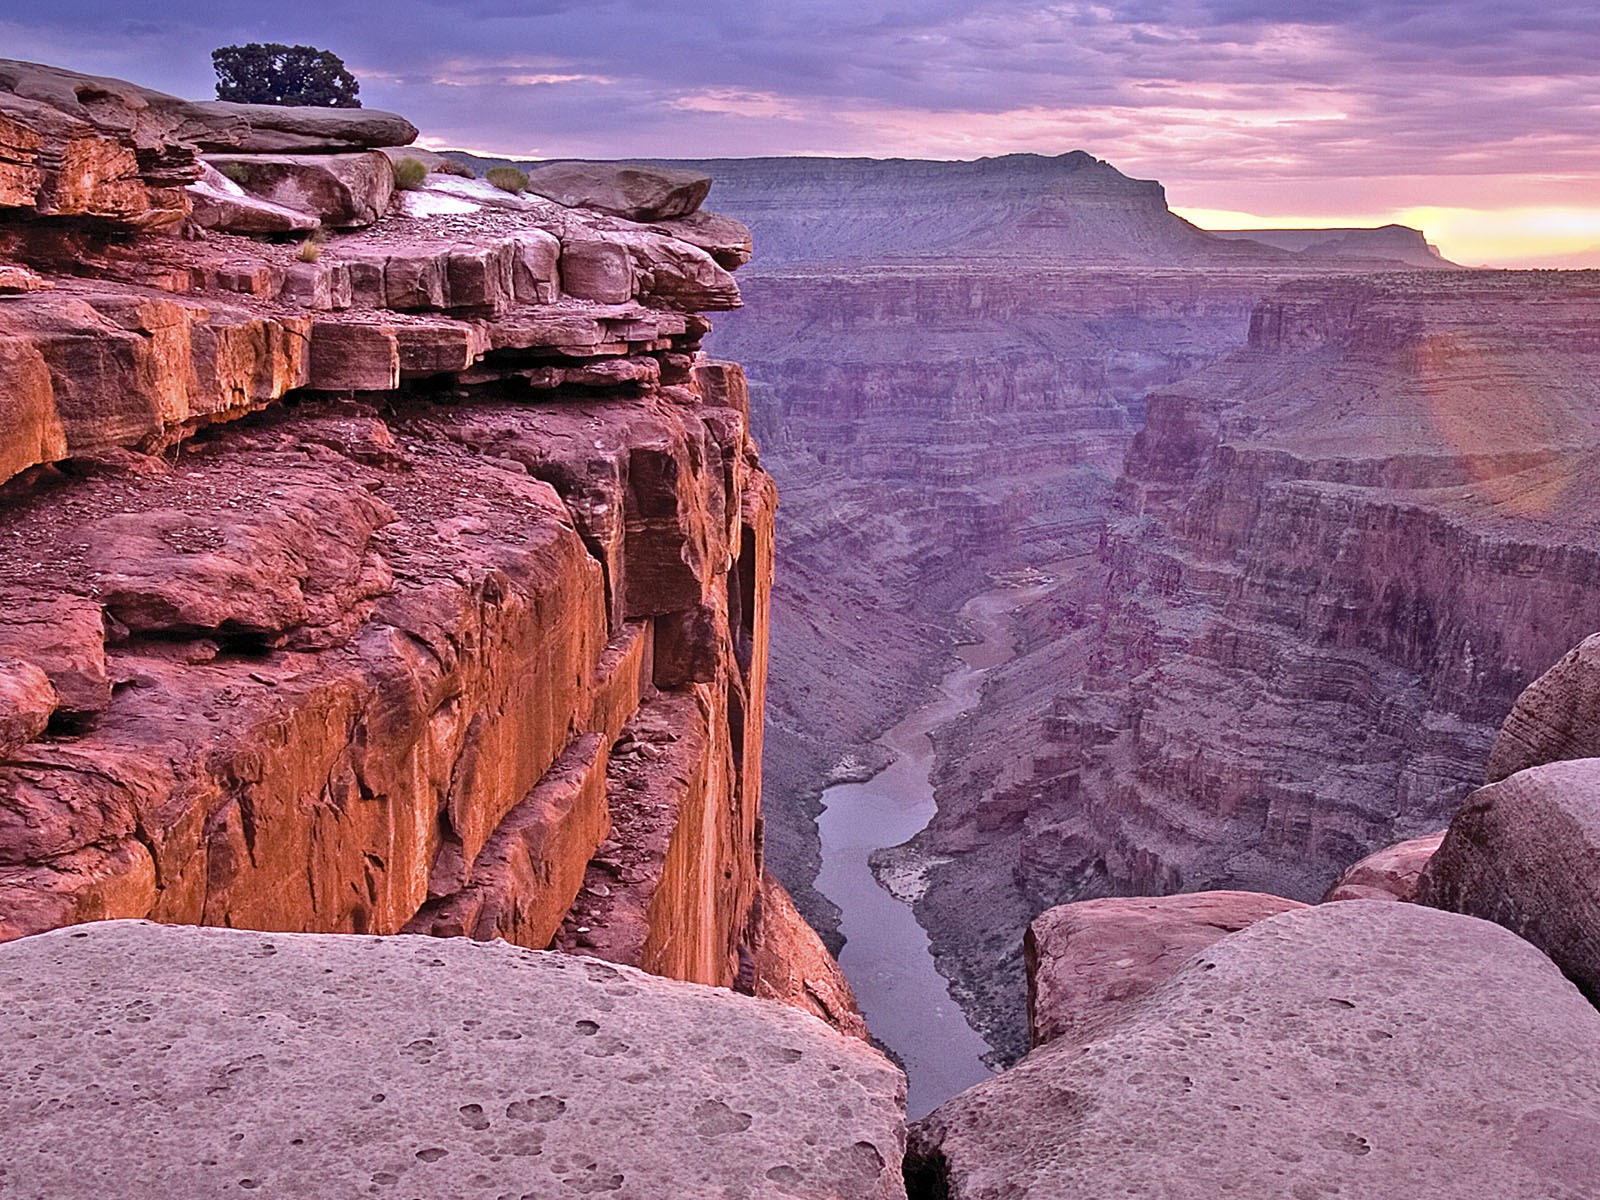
486, 166, 530, 195
393, 157, 428, 190
218, 162, 252, 186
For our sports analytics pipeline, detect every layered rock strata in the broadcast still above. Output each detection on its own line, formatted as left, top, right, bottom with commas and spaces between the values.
0, 61, 856, 1037
907, 901, 1600, 1199
0, 921, 907, 1200
911, 269, 1600, 1057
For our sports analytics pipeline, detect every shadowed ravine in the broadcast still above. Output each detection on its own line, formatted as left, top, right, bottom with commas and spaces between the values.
815, 585, 1042, 1118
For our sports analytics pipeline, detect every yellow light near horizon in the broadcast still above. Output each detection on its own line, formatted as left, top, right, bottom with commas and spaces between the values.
1172, 204, 1600, 269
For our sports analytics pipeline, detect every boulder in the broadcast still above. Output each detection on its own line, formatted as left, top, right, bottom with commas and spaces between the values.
1322, 831, 1445, 902
186, 162, 319, 234
525, 162, 712, 221
203, 151, 395, 228
0, 658, 55, 757
1488, 632, 1600, 782
609, 228, 742, 312
651, 209, 754, 270
0, 592, 110, 721
560, 235, 636, 304
909, 902, 1600, 1200
0, 90, 172, 226
1024, 890, 1305, 1049
186, 101, 418, 153
0, 921, 909, 1200
1419, 758, 1600, 1002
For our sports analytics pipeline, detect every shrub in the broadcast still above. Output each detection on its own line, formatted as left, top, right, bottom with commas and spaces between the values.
393, 157, 428, 190
218, 162, 252, 186
434, 159, 475, 179
296, 238, 322, 263
486, 166, 530, 195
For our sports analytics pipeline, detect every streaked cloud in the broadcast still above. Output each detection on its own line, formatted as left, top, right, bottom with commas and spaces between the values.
3, 1, 1598, 263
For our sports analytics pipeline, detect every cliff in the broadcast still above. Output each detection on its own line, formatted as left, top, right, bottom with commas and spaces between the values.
0, 59, 864, 1037
909, 268, 1600, 1057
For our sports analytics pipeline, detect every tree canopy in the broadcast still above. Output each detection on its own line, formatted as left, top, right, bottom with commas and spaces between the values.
212, 44, 361, 108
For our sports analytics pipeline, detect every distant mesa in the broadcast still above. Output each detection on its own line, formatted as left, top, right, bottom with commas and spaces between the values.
1210, 223, 1453, 269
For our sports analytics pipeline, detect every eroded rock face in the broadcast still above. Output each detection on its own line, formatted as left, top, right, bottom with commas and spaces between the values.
0, 921, 908, 1200
1419, 758, 1600, 1002
187, 101, 418, 153
909, 902, 1600, 1200
1024, 890, 1305, 1049
1322, 831, 1444, 902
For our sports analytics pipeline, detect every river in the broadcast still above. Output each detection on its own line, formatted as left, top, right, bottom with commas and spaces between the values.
813, 585, 1037, 1118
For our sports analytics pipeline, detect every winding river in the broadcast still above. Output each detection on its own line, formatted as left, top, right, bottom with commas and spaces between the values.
814, 586, 1036, 1118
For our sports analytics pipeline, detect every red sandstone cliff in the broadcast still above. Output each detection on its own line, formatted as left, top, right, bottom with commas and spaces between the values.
0, 59, 859, 1034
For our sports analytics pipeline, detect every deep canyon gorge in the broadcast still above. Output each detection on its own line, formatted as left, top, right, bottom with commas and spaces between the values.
4, 56, 1600, 1200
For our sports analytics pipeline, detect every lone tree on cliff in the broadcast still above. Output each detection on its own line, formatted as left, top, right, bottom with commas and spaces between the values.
212, 44, 362, 107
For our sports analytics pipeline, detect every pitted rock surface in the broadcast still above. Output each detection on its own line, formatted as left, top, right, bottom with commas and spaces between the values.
909, 901, 1600, 1200
1024, 890, 1305, 1049
0, 921, 907, 1200
1488, 632, 1600, 782
1419, 757, 1600, 1001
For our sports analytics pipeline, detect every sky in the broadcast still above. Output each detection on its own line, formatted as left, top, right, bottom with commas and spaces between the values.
4, 1, 1599, 266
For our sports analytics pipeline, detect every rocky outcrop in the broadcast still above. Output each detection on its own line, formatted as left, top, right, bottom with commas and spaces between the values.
188, 100, 418, 153
907, 901, 1600, 1199
203, 151, 396, 228
0, 60, 833, 1045
1024, 890, 1304, 1049
1419, 758, 1600, 1002
1322, 831, 1444, 902
0, 921, 908, 1200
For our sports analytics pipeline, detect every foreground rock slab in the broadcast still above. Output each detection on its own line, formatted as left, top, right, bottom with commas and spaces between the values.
1420, 757, 1600, 1002
909, 902, 1600, 1200
525, 162, 713, 221
1024, 890, 1305, 1049
0, 921, 907, 1200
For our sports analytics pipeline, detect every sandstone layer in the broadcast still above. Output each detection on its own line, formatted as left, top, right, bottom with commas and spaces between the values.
907, 901, 1600, 1200
0, 921, 907, 1200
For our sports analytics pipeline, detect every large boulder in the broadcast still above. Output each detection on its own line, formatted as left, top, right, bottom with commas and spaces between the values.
525, 161, 712, 221
204, 151, 395, 228
1487, 632, 1600, 782
185, 101, 418, 153
187, 162, 319, 234
1419, 758, 1600, 1002
1024, 890, 1305, 1049
1322, 831, 1445, 902
0, 922, 908, 1200
909, 902, 1600, 1199
0, 658, 54, 757
650, 210, 753, 270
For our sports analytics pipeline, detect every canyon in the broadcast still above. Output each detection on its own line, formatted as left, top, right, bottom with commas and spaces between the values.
5, 56, 1600, 1200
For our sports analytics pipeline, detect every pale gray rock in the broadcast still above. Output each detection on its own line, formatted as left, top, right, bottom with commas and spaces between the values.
1419, 758, 1600, 1002
0, 921, 908, 1200
1323, 831, 1445, 902
526, 162, 712, 221
909, 902, 1600, 1199
1487, 632, 1600, 782
1025, 890, 1305, 1049
187, 162, 319, 234
203, 151, 395, 228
